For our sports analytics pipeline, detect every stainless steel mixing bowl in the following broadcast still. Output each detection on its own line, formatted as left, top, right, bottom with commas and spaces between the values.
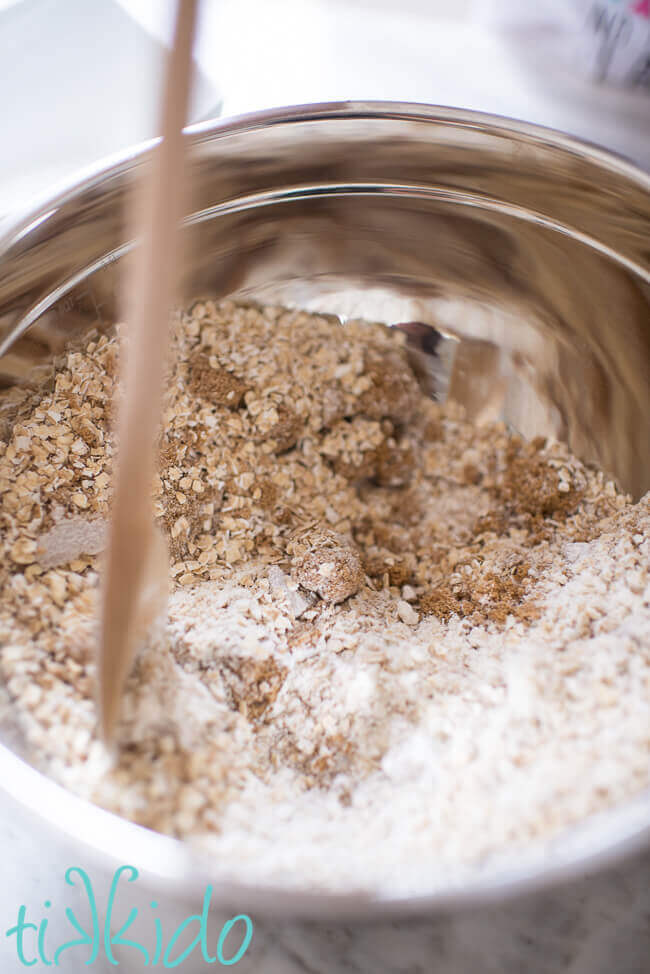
0, 103, 648, 973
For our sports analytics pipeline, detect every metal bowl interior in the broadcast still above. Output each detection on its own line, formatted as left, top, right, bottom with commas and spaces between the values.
0, 102, 649, 918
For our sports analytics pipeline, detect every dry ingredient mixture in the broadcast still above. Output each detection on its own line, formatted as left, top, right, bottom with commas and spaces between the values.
0, 299, 649, 895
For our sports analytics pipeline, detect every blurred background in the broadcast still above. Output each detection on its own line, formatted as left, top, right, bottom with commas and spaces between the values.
0, 0, 649, 216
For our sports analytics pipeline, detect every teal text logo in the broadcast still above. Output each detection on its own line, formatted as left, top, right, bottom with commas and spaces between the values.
6, 866, 253, 967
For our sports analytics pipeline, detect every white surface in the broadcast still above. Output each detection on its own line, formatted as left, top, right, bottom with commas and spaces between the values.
0, 0, 219, 216
119, 0, 650, 163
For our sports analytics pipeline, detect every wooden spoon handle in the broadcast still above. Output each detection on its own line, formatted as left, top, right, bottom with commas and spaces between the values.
98, 0, 199, 744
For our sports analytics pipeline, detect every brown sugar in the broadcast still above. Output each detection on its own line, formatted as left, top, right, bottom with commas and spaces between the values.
357, 346, 421, 425
187, 349, 248, 408
498, 443, 584, 520
218, 655, 287, 723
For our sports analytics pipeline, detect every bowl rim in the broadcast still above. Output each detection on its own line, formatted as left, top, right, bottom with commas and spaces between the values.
0, 100, 649, 919
2, 98, 649, 252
